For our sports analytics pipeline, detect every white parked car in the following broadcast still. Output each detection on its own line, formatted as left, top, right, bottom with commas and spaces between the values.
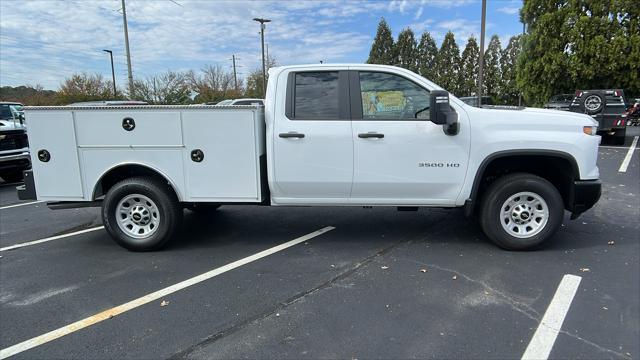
18, 64, 601, 251
211, 98, 264, 106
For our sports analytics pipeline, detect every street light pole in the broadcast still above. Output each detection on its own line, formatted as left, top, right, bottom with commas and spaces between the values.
103, 49, 117, 98
477, 0, 487, 107
121, 0, 134, 97
253, 18, 271, 97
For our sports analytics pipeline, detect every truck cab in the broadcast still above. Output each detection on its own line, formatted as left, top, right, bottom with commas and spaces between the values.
18, 64, 602, 252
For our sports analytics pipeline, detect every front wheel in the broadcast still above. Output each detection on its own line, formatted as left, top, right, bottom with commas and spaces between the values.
479, 173, 564, 250
102, 177, 182, 251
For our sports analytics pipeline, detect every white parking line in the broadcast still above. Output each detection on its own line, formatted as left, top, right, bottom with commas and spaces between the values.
0, 226, 335, 359
0, 201, 44, 210
0, 226, 105, 252
618, 136, 639, 172
521, 274, 582, 360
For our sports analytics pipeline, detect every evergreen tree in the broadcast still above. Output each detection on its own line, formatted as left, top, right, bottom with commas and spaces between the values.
367, 17, 396, 65
396, 28, 418, 71
500, 35, 521, 105
483, 35, 502, 102
417, 32, 438, 81
517, 2, 572, 105
459, 36, 479, 97
433, 31, 461, 94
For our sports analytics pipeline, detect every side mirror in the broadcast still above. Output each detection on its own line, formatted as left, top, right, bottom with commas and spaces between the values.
18, 113, 25, 124
429, 90, 459, 135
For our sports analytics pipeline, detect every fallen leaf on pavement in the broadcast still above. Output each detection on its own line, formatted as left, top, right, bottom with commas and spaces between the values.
160, 300, 170, 307
608, 240, 615, 245
381, 266, 389, 270
420, 268, 427, 273
579, 268, 590, 272
452, 275, 458, 280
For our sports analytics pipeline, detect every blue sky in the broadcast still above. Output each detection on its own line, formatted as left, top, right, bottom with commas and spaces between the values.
0, 0, 523, 90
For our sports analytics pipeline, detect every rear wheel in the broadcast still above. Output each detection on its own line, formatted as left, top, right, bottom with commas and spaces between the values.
102, 177, 182, 251
480, 173, 564, 250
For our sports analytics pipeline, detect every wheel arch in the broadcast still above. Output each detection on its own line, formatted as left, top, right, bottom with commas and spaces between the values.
92, 163, 182, 201
465, 150, 580, 216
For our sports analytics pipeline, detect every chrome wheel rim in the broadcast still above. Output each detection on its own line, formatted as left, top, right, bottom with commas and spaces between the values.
500, 192, 549, 239
116, 194, 160, 239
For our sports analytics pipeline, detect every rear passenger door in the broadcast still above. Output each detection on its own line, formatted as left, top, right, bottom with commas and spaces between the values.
272, 70, 353, 203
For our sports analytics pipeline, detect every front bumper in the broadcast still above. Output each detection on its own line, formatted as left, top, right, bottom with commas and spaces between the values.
0, 150, 31, 171
568, 179, 601, 219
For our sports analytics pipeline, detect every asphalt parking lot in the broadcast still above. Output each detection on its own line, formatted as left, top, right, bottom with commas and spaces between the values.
0, 129, 638, 360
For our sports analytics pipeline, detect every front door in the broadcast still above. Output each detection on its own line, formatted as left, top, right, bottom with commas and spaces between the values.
272, 70, 353, 204
350, 70, 470, 205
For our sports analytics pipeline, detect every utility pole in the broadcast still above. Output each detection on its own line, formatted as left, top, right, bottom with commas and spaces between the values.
121, 0, 134, 98
102, 49, 117, 98
253, 18, 271, 97
477, 0, 487, 107
231, 54, 238, 91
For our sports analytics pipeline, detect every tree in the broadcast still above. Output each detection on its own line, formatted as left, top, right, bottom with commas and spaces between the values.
187, 65, 237, 103
367, 17, 396, 65
131, 71, 191, 104
417, 32, 438, 82
516, 0, 639, 105
483, 35, 502, 102
433, 31, 461, 94
57, 73, 112, 104
396, 28, 418, 71
244, 55, 277, 98
500, 35, 521, 105
459, 36, 480, 97
0, 85, 57, 105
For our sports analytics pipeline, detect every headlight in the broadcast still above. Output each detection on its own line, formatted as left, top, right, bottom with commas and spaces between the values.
583, 126, 597, 135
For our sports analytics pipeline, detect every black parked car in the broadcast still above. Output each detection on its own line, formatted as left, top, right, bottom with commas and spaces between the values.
0, 102, 30, 183
544, 94, 574, 111
569, 89, 627, 145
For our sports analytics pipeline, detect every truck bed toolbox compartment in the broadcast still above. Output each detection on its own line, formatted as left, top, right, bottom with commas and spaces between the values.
23, 105, 265, 203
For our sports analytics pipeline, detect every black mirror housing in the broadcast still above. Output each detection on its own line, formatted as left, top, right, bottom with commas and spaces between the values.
429, 90, 459, 135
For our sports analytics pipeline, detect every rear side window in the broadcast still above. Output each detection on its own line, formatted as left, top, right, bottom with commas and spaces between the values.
293, 72, 340, 119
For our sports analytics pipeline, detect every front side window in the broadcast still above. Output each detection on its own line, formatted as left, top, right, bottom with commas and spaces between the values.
294, 72, 339, 119
359, 72, 430, 120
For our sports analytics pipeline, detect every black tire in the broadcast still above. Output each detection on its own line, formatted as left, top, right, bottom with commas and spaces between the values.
613, 129, 626, 145
102, 177, 182, 251
479, 173, 564, 250
1, 171, 24, 183
185, 203, 220, 213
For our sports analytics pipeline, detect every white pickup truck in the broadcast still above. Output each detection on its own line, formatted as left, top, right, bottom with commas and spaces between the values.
18, 64, 601, 251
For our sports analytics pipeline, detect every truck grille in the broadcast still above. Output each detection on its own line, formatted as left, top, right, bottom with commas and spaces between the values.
0, 131, 28, 151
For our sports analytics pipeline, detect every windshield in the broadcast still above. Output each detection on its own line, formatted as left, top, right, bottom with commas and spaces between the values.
0, 104, 24, 120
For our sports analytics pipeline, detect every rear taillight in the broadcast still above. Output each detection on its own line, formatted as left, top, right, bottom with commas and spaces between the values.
575, 91, 583, 97
614, 90, 621, 97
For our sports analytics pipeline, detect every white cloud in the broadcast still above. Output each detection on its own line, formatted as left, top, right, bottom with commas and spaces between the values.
497, 6, 520, 15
